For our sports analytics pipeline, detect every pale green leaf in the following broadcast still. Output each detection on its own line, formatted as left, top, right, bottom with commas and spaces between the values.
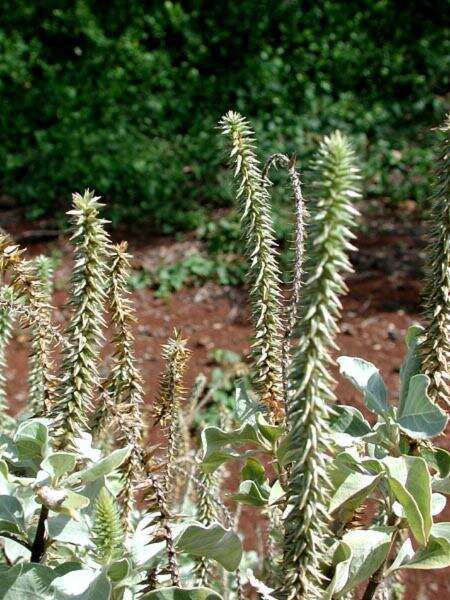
340, 527, 394, 593
0, 495, 25, 535
330, 472, 382, 516
399, 325, 424, 411
41, 453, 77, 480
324, 542, 352, 599
231, 480, 269, 507
141, 587, 222, 600
0, 564, 54, 600
337, 357, 389, 414
329, 405, 372, 437
176, 523, 242, 571
383, 455, 432, 545
201, 424, 267, 473
47, 515, 91, 546
64, 446, 131, 485
51, 568, 111, 599
397, 374, 448, 439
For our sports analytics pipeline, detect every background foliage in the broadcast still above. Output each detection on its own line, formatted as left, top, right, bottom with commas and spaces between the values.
0, 0, 448, 230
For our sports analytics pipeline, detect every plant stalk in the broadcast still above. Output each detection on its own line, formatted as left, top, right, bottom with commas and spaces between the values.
30, 505, 49, 562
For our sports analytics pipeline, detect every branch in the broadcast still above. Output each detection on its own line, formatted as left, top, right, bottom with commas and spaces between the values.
30, 505, 49, 562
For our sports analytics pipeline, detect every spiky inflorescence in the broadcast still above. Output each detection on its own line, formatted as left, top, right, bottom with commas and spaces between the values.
419, 115, 450, 408
51, 191, 110, 451
92, 487, 125, 565
282, 132, 361, 599
0, 286, 15, 430
153, 330, 190, 498
28, 255, 54, 414
262, 152, 306, 401
140, 475, 181, 588
220, 112, 284, 423
106, 242, 145, 534
0, 236, 57, 414
193, 468, 220, 587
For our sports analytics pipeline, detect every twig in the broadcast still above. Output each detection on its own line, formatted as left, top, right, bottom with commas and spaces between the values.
30, 505, 49, 562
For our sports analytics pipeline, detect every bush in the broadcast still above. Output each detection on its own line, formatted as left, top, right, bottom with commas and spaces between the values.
0, 1, 449, 230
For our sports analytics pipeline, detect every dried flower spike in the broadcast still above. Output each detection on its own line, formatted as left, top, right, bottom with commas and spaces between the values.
154, 329, 191, 498
0, 235, 56, 414
107, 242, 145, 533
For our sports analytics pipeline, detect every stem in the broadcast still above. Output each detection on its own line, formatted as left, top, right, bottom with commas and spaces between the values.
30, 505, 49, 562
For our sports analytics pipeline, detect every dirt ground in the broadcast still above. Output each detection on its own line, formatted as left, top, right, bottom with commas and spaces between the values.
1, 201, 449, 598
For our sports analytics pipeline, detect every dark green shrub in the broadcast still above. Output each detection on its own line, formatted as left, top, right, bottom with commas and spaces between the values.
0, 1, 448, 228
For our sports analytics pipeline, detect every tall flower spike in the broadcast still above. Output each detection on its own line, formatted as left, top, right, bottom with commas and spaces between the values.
92, 487, 125, 565
154, 330, 191, 499
51, 191, 110, 451
0, 286, 15, 432
28, 255, 54, 413
282, 131, 361, 599
262, 153, 306, 401
0, 236, 57, 413
419, 115, 450, 408
220, 112, 284, 423
107, 242, 145, 534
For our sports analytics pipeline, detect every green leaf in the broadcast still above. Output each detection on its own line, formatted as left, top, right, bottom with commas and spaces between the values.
403, 538, 450, 570
51, 568, 111, 600
0, 564, 55, 599
107, 558, 130, 582
324, 542, 352, 599
392, 525, 450, 570
241, 458, 266, 485
421, 447, 450, 477
41, 453, 77, 480
14, 420, 49, 465
0, 495, 25, 534
47, 516, 91, 546
397, 374, 448, 439
337, 356, 389, 414
255, 413, 283, 444
141, 588, 222, 600
383, 456, 432, 545
201, 424, 267, 473
64, 446, 131, 485
340, 527, 394, 593
176, 523, 242, 571
231, 480, 269, 507
399, 325, 423, 411
330, 472, 382, 518
268, 480, 285, 505
330, 405, 372, 437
